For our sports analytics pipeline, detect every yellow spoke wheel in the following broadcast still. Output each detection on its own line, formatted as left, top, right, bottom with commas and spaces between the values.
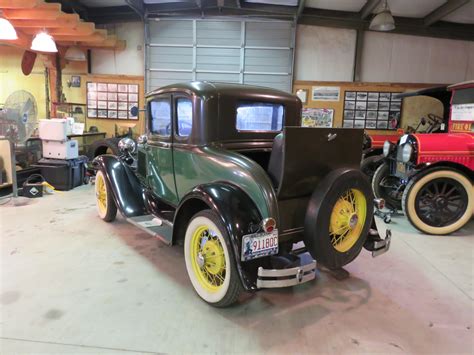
94, 170, 117, 222
190, 225, 226, 292
96, 172, 108, 215
184, 211, 242, 307
329, 189, 367, 253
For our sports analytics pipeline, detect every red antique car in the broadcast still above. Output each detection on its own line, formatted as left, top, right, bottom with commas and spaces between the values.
375, 81, 473, 235
361, 85, 450, 179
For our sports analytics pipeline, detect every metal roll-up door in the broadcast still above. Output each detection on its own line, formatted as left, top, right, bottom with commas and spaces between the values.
145, 19, 295, 92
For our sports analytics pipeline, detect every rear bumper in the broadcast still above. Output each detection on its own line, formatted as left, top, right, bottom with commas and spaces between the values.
364, 227, 391, 257
256, 254, 316, 288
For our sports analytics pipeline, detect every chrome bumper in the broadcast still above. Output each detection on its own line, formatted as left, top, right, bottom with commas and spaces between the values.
256, 259, 317, 288
371, 229, 391, 257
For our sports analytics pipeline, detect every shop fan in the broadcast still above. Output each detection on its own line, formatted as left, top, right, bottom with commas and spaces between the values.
0, 90, 38, 145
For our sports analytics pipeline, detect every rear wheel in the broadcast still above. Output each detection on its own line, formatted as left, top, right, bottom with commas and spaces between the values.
304, 169, 373, 269
402, 168, 473, 235
95, 170, 117, 222
184, 210, 243, 307
372, 162, 403, 210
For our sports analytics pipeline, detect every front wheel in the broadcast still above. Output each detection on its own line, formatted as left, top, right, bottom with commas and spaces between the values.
360, 155, 383, 181
372, 162, 403, 210
402, 168, 473, 235
184, 210, 243, 307
95, 170, 117, 222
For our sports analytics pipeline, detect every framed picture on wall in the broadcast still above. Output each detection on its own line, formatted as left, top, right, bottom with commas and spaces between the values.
302, 108, 334, 127
87, 81, 140, 120
342, 90, 402, 130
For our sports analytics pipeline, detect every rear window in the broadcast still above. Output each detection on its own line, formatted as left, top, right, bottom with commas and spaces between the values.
236, 101, 284, 131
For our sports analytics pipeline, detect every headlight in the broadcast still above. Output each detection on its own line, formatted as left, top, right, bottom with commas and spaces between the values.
402, 144, 413, 163
383, 141, 392, 157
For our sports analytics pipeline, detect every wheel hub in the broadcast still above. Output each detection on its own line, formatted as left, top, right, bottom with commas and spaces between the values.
434, 196, 447, 209
197, 252, 205, 268
349, 213, 359, 229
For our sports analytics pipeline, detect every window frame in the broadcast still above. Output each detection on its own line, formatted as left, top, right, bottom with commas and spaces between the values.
235, 100, 285, 133
173, 93, 194, 143
148, 94, 172, 142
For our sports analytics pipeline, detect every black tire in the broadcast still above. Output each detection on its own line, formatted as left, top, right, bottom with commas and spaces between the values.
402, 167, 473, 235
95, 170, 117, 222
88, 138, 121, 159
304, 169, 374, 270
372, 162, 403, 210
184, 210, 243, 307
361, 155, 384, 181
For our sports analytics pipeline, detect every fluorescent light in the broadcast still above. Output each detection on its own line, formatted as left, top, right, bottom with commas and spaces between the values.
31, 32, 58, 53
0, 17, 18, 40
65, 46, 86, 61
369, 0, 395, 32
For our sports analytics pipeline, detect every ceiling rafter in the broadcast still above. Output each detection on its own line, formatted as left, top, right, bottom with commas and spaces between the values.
0, 0, 126, 50
359, 0, 381, 20
424, 0, 470, 26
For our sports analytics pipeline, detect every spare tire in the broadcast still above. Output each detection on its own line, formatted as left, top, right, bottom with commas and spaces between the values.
304, 168, 374, 270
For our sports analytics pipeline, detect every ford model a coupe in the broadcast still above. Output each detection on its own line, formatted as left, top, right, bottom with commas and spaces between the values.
93, 82, 390, 307
377, 81, 473, 235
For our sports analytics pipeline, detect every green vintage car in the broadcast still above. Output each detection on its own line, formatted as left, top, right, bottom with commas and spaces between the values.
93, 81, 391, 307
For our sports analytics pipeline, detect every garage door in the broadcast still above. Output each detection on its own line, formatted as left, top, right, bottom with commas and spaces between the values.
145, 19, 295, 93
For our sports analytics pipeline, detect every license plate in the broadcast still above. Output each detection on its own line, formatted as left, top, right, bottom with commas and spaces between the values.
241, 230, 278, 261
396, 162, 406, 174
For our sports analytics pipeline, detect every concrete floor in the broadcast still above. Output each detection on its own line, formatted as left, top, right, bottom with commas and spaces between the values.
1, 184, 473, 354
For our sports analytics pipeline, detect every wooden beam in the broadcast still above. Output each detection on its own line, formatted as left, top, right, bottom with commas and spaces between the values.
0, 30, 31, 49
35, 2, 62, 11
59, 38, 126, 50
3, 8, 62, 20
0, 0, 40, 8
21, 23, 95, 36
53, 33, 106, 42
10, 18, 79, 28
424, 0, 470, 26
359, 0, 381, 19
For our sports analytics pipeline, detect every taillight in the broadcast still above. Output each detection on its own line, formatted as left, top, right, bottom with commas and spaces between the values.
374, 198, 385, 210
262, 218, 276, 233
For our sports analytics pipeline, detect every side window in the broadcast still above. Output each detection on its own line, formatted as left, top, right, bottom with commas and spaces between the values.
150, 98, 171, 136
176, 98, 193, 137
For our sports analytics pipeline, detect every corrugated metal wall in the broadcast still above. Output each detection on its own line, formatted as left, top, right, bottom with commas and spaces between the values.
145, 19, 295, 92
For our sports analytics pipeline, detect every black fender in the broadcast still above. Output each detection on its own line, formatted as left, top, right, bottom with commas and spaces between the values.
414, 161, 474, 181
173, 182, 266, 291
93, 155, 147, 217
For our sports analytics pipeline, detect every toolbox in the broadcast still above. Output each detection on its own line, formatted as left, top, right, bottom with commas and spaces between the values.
33, 156, 88, 191
22, 174, 44, 198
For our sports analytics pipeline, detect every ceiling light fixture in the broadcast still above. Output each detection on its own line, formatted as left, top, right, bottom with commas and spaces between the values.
0, 13, 18, 40
64, 46, 86, 61
31, 32, 58, 53
369, 0, 396, 32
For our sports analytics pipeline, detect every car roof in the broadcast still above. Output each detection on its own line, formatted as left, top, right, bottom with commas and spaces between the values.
393, 85, 448, 99
146, 81, 297, 101
448, 80, 474, 91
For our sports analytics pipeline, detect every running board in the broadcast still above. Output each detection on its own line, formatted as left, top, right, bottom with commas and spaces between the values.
126, 215, 173, 245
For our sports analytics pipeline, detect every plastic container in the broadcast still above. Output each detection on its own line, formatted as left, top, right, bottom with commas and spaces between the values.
34, 156, 88, 191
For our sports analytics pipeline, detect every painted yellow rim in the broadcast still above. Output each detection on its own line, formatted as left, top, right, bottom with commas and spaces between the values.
190, 225, 226, 293
96, 173, 107, 216
329, 189, 367, 253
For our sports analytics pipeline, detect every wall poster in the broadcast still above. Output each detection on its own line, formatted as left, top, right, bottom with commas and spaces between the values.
343, 90, 402, 130
87, 82, 139, 120
302, 108, 334, 128
312, 86, 340, 101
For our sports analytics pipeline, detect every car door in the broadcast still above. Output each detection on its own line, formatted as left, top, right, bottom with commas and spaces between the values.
146, 94, 179, 205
